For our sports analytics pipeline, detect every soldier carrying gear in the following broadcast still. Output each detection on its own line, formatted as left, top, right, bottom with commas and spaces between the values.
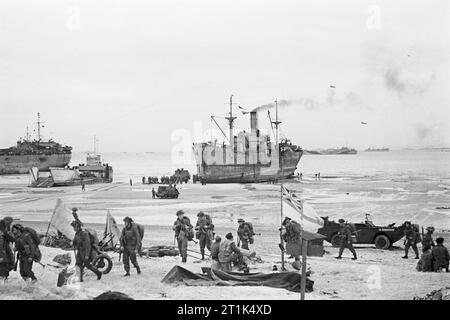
402, 221, 420, 259
71, 220, 102, 282
281, 217, 302, 267
237, 218, 254, 250
11, 224, 38, 283
172, 210, 193, 263
120, 216, 142, 276
210, 235, 221, 270
432, 237, 449, 272
422, 226, 435, 252
218, 233, 243, 272
0, 217, 16, 280
195, 211, 215, 260
336, 219, 357, 260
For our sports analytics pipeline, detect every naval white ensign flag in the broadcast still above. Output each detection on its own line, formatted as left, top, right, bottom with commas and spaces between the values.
281, 185, 323, 232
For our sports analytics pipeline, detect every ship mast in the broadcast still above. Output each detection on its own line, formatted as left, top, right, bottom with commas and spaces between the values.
272, 99, 282, 147
225, 94, 237, 147
34, 112, 45, 142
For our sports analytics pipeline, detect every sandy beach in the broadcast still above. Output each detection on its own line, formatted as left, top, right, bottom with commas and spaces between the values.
1, 170, 449, 300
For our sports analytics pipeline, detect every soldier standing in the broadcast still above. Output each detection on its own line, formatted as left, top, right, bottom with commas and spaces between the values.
152, 188, 156, 199
120, 217, 142, 276
237, 218, 254, 250
336, 219, 357, 260
195, 212, 214, 260
422, 226, 435, 251
11, 224, 38, 283
0, 217, 15, 281
173, 210, 193, 263
71, 220, 102, 282
281, 217, 302, 269
402, 221, 420, 259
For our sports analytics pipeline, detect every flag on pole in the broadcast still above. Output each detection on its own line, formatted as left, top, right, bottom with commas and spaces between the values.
104, 211, 122, 249
281, 185, 323, 232
51, 198, 75, 239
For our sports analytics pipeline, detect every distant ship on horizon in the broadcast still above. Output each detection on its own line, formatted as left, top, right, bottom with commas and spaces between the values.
365, 147, 389, 152
0, 113, 72, 175
192, 96, 303, 183
304, 147, 357, 155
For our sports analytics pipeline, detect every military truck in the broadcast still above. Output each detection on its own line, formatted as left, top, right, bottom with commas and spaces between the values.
318, 214, 406, 249
155, 185, 179, 199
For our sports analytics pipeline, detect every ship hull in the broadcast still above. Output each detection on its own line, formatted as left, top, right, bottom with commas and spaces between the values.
0, 153, 72, 174
197, 149, 302, 183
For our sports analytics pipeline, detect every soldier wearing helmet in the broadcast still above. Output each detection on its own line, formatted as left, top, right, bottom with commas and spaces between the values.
172, 210, 193, 263
422, 226, 435, 252
120, 216, 141, 276
71, 216, 102, 282
336, 219, 357, 260
195, 211, 214, 260
11, 224, 38, 282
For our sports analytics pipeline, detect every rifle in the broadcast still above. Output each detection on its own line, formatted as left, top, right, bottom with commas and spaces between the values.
237, 232, 241, 247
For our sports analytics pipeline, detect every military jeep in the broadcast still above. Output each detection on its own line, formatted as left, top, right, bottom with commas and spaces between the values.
155, 185, 179, 199
317, 215, 406, 249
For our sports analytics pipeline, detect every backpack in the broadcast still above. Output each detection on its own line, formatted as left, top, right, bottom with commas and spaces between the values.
85, 228, 99, 247
243, 222, 254, 236
134, 223, 145, 241
24, 227, 41, 246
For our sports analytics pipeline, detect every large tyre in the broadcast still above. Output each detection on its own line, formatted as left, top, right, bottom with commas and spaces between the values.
374, 234, 391, 249
93, 253, 113, 274
331, 234, 341, 247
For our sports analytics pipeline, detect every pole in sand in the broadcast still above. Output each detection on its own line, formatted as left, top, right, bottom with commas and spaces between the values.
300, 238, 308, 300
280, 184, 285, 271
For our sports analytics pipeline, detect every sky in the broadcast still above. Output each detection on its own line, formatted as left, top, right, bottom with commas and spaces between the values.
0, 0, 449, 152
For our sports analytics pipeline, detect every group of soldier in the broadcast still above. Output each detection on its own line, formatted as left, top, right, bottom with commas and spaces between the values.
0, 216, 40, 283
402, 221, 450, 273
172, 210, 254, 272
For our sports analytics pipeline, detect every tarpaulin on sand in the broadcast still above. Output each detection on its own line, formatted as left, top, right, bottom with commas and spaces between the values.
161, 266, 314, 292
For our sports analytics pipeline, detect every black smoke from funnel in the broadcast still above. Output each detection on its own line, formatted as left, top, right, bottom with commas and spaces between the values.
251, 98, 320, 113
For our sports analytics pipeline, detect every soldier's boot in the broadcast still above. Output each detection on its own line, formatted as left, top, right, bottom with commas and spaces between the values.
181, 256, 187, 263
96, 270, 102, 280
136, 266, 141, 275
335, 256, 342, 259
352, 256, 357, 260
201, 250, 205, 260
124, 265, 130, 277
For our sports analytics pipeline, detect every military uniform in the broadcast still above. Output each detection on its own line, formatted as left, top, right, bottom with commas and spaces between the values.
422, 231, 435, 252
0, 218, 15, 279
14, 231, 37, 281
336, 223, 357, 260
218, 237, 241, 272
432, 244, 449, 272
403, 224, 420, 259
210, 237, 221, 270
237, 221, 254, 250
195, 213, 214, 259
173, 215, 193, 263
416, 250, 433, 272
73, 228, 102, 281
120, 222, 141, 275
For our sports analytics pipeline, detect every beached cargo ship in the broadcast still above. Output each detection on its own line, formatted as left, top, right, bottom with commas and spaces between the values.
305, 147, 357, 155
193, 96, 302, 183
365, 147, 389, 152
0, 113, 72, 174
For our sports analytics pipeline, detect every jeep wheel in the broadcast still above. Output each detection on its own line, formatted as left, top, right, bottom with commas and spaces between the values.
331, 234, 340, 247
374, 234, 391, 249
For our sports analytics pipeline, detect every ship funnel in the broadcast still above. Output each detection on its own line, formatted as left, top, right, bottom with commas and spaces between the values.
250, 111, 258, 133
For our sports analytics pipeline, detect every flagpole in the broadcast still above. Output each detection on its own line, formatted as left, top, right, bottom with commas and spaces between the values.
280, 184, 285, 271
